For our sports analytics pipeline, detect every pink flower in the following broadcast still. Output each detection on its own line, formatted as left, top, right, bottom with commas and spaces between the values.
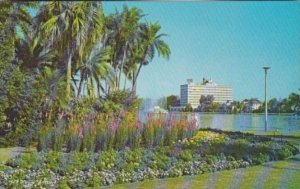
58, 112, 65, 119
78, 127, 84, 139
108, 117, 120, 133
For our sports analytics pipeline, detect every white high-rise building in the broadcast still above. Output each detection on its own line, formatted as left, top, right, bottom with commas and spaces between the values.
180, 79, 233, 109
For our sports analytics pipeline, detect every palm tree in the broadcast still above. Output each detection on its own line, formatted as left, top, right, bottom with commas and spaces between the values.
15, 30, 53, 73
122, 57, 137, 91
117, 6, 144, 90
131, 22, 171, 95
105, 6, 144, 91
39, 2, 105, 100
0, 0, 37, 37
76, 46, 112, 97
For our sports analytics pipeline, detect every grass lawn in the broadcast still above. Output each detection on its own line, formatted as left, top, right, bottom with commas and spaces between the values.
0, 147, 35, 163
0, 148, 14, 163
288, 162, 300, 189
245, 130, 300, 138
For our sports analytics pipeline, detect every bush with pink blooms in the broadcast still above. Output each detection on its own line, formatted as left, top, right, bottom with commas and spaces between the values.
37, 107, 198, 152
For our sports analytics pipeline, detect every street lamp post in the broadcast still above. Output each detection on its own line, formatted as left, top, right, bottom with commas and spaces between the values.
263, 67, 270, 132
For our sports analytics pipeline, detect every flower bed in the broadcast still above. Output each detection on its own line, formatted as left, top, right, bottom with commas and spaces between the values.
37, 112, 198, 152
0, 129, 298, 188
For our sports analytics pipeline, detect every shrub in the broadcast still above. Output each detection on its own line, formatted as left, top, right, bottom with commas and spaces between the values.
252, 153, 270, 165
253, 142, 271, 155
7, 152, 39, 170
123, 149, 143, 173
44, 151, 62, 172
85, 172, 102, 187
225, 139, 250, 159
37, 126, 54, 152
191, 131, 228, 143
150, 152, 171, 171
284, 142, 299, 155
57, 179, 71, 189
0, 137, 10, 147
66, 152, 90, 173
97, 150, 118, 171
178, 149, 193, 162
277, 148, 293, 160
204, 155, 218, 164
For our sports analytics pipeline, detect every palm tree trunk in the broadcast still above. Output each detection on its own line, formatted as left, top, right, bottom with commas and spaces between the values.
123, 77, 127, 91
118, 42, 128, 90
97, 81, 101, 98
71, 75, 79, 91
83, 80, 87, 96
65, 40, 76, 100
131, 63, 143, 96
77, 76, 84, 97
88, 77, 95, 97
66, 54, 72, 100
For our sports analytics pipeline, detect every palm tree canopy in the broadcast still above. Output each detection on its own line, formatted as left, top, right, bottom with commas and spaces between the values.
16, 31, 54, 71
139, 22, 171, 65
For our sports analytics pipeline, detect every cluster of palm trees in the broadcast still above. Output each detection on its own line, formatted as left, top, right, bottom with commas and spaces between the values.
1, 1, 171, 102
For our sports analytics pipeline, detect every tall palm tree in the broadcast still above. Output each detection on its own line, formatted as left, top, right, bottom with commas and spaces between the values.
76, 45, 112, 97
105, 6, 144, 91
39, 2, 105, 100
117, 6, 144, 90
131, 22, 171, 95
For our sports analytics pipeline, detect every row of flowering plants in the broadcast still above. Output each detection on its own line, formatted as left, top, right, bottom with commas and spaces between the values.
0, 129, 298, 188
37, 110, 199, 152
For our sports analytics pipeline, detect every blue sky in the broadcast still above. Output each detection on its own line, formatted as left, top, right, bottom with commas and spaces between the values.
104, 2, 300, 101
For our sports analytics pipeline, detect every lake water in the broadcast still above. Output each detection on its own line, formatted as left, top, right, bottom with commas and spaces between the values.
140, 112, 300, 134
194, 113, 300, 133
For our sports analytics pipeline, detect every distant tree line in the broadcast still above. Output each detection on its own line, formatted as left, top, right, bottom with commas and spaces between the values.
164, 92, 300, 114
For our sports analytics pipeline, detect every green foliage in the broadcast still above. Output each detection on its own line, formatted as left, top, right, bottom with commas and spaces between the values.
277, 148, 293, 160
66, 152, 91, 173
123, 149, 143, 173
37, 126, 54, 152
85, 172, 102, 187
178, 149, 193, 162
166, 95, 180, 110
97, 150, 118, 170
101, 90, 142, 113
0, 2, 170, 149
204, 155, 218, 164
44, 151, 62, 172
182, 103, 193, 112
7, 152, 39, 170
57, 179, 71, 189
1, 130, 298, 187
206, 102, 221, 112
101, 100, 122, 114
7, 169, 27, 188
149, 150, 171, 170
252, 153, 270, 165
226, 139, 250, 159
